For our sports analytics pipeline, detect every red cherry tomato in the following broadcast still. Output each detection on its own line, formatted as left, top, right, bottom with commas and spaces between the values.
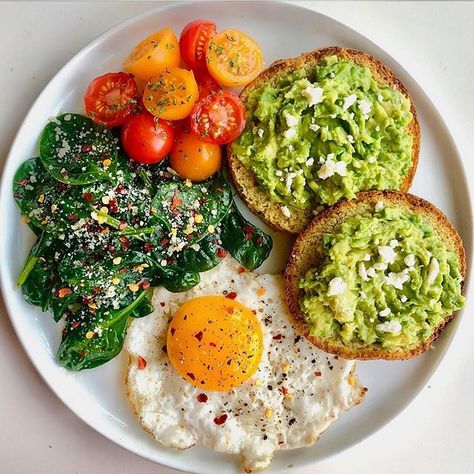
194, 68, 222, 99
121, 113, 174, 164
179, 20, 216, 70
189, 91, 246, 145
84, 72, 138, 128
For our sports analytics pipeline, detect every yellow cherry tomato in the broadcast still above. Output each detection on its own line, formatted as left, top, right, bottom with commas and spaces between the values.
143, 67, 199, 120
206, 29, 263, 87
170, 128, 222, 181
123, 27, 180, 81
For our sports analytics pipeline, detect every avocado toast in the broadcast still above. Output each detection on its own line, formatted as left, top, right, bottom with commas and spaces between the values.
228, 47, 420, 234
284, 191, 466, 360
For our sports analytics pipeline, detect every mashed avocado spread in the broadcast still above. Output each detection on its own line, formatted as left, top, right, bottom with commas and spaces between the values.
232, 56, 414, 210
298, 203, 464, 349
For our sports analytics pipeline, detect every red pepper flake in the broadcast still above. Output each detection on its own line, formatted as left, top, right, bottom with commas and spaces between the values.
187, 372, 196, 381
213, 414, 228, 425
216, 247, 228, 258
170, 327, 176, 336
17, 179, 28, 187
81, 144, 92, 153
314, 371, 322, 377
160, 237, 170, 246
209, 342, 216, 347
272, 334, 283, 340
255, 237, 264, 246
119, 221, 128, 230
194, 330, 203, 342
237, 266, 246, 274
244, 232, 252, 241
242, 226, 255, 234
139, 279, 151, 289
71, 321, 81, 329
226, 291, 237, 300
225, 306, 234, 314
160, 301, 166, 307
170, 192, 182, 213
278, 440, 285, 445
119, 236, 130, 251
80, 349, 89, 358
82, 192, 93, 202
137, 356, 147, 370
115, 183, 125, 194
108, 198, 119, 213
92, 286, 101, 294
56, 287, 72, 298
143, 242, 154, 252
68, 214, 78, 222
280, 386, 288, 395
197, 393, 208, 403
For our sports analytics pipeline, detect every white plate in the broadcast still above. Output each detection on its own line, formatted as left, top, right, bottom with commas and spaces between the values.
0, 2, 471, 473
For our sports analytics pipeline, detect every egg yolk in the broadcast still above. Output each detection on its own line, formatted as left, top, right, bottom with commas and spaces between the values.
166, 295, 263, 391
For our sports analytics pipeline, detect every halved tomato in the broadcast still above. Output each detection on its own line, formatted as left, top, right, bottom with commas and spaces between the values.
124, 27, 180, 81
84, 72, 138, 128
170, 127, 222, 181
206, 29, 263, 87
179, 20, 216, 70
143, 67, 199, 120
189, 91, 246, 144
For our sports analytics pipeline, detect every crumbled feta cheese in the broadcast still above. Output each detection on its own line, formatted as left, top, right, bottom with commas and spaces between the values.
283, 127, 297, 139
379, 308, 391, 318
302, 85, 323, 106
378, 246, 396, 264
347, 134, 354, 143
390, 239, 399, 248
309, 123, 320, 132
400, 295, 408, 303
359, 291, 366, 299
284, 111, 299, 127
426, 257, 440, 285
376, 320, 402, 334
373, 262, 388, 271
363, 253, 371, 261
306, 157, 314, 167
368, 156, 376, 164
404, 254, 415, 267
367, 267, 376, 278
343, 94, 357, 111
358, 262, 368, 281
317, 156, 347, 180
375, 201, 385, 212
281, 205, 291, 218
327, 277, 346, 297
257, 128, 264, 138
285, 172, 297, 191
275, 170, 283, 177
385, 271, 410, 290
375, 125, 380, 132
378, 94, 383, 102
358, 99, 372, 117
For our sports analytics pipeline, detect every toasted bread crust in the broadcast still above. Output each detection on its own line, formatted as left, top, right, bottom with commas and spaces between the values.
284, 190, 466, 360
228, 46, 420, 234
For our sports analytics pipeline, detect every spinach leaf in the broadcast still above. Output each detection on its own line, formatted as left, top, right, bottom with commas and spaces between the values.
160, 271, 201, 293
13, 157, 87, 233
220, 203, 273, 270
40, 114, 117, 185
151, 171, 232, 243
57, 289, 152, 370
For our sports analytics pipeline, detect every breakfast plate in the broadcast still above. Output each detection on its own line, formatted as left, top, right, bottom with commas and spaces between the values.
0, 1, 471, 473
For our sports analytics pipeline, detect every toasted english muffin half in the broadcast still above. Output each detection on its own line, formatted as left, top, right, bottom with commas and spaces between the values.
228, 46, 420, 234
284, 190, 466, 360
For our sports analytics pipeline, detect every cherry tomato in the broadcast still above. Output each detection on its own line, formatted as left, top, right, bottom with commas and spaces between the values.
170, 128, 221, 181
180, 20, 216, 70
123, 27, 180, 81
206, 29, 263, 87
194, 68, 222, 99
84, 72, 138, 128
143, 67, 199, 120
189, 91, 246, 145
121, 113, 174, 164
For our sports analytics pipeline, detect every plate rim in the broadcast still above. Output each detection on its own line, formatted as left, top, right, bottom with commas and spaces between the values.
0, 1, 472, 473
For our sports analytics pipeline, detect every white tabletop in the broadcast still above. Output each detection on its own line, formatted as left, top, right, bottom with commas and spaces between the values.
1, 2, 473, 473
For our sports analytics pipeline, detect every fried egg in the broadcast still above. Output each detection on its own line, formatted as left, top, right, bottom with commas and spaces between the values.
125, 257, 365, 472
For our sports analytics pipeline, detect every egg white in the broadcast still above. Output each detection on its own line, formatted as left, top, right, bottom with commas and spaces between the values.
125, 256, 365, 472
